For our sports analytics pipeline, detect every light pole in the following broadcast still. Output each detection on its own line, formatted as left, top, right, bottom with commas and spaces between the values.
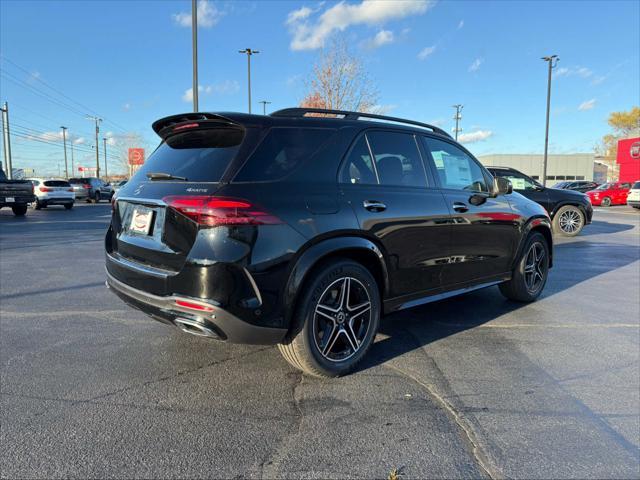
87, 115, 102, 178
259, 100, 272, 115
191, 0, 199, 112
239, 48, 259, 114
60, 126, 69, 179
1, 102, 13, 179
452, 104, 463, 141
70, 140, 75, 176
103, 137, 108, 179
541, 55, 559, 186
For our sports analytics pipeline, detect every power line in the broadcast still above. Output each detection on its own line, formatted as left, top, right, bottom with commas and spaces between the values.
1, 55, 130, 133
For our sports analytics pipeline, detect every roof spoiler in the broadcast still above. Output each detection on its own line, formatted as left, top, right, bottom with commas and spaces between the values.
151, 113, 241, 139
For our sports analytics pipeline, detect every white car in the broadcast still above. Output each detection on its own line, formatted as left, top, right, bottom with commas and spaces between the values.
28, 178, 75, 210
627, 180, 640, 209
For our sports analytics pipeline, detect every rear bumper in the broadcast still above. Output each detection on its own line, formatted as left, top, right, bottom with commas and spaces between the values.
105, 270, 286, 345
627, 200, 640, 207
0, 194, 36, 206
584, 203, 593, 223
38, 197, 74, 205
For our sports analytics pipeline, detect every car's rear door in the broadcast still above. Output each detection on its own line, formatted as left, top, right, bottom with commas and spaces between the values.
422, 136, 520, 287
339, 130, 451, 301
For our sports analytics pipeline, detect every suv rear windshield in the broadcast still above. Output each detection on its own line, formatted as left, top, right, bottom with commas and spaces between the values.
43, 180, 70, 187
134, 127, 245, 183
69, 178, 90, 184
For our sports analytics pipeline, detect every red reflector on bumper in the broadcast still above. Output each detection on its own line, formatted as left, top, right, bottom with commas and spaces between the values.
175, 299, 214, 312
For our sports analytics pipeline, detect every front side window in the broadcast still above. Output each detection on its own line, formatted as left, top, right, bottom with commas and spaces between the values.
424, 137, 488, 192
366, 131, 427, 187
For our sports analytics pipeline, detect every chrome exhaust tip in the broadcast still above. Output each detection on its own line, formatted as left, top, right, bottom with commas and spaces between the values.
174, 318, 219, 338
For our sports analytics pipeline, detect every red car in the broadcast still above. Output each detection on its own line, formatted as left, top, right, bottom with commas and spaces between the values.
586, 182, 632, 206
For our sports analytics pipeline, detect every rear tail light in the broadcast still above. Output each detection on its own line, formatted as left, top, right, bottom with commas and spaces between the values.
162, 195, 283, 227
40, 187, 53, 192
31, 184, 34, 194
68, 188, 74, 192
83, 184, 91, 189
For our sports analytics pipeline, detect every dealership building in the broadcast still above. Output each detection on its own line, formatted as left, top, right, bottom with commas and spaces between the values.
478, 153, 607, 183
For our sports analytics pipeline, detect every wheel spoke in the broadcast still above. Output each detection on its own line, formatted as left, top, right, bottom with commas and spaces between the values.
322, 325, 340, 356
316, 303, 338, 320
337, 277, 350, 310
347, 301, 371, 319
343, 325, 359, 352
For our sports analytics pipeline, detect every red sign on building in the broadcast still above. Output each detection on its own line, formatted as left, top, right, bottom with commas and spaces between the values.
616, 137, 640, 182
128, 148, 145, 166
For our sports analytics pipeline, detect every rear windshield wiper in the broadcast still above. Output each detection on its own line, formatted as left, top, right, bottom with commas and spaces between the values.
146, 172, 188, 181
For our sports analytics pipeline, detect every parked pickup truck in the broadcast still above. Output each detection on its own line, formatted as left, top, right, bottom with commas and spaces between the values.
0, 168, 36, 216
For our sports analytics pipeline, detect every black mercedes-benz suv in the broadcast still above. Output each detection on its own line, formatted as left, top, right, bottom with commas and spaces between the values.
487, 167, 593, 237
106, 108, 553, 377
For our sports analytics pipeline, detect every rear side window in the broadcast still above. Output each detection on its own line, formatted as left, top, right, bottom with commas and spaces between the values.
366, 131, 427, 187
340, 136, 377, 184
633, 181, 640, 189
44, 180, 70, 187
235, 127, 334, 182
134, 128, 245, 183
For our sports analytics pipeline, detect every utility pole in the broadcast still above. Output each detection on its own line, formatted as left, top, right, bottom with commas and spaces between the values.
87, 116, 102, 178
60, 126, 69, 179
259, 100, 272, 115
452, 104, 463, 141
239, 48, 259, 114
70, 140, 75, 176
192, 0, 199, 112
541, 55, 559, 187
103, 137, 108, 179
1, 102, 13, 179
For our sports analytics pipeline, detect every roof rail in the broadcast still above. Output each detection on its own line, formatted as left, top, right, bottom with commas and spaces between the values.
270, 107, 452, 138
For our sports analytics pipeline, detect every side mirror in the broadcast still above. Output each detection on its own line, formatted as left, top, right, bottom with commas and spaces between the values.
492, 176, 513, 196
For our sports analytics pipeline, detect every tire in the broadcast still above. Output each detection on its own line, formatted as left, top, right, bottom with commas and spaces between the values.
601, 197, 612, 207
499, 232, 549, 302
11, 205, 28, 216
94, 192, 101, 203
277, 259, 381, 378
64, 203, 73, 210
553, 205, 584, 237
33, 199, 42, 210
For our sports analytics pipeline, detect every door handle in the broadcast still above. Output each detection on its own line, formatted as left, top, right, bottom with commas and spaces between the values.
363, 200, 387, 212
452, 202, 468, 213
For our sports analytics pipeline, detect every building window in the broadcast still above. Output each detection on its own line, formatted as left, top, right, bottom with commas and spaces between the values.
547, 176, 555, 180
555, 175, 565, 180
576, 176, 585, 180
531, 175, 539, 180
566, 175, 575, 180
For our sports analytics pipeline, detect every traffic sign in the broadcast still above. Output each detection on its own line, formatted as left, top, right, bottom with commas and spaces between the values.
128, 148, 145, 165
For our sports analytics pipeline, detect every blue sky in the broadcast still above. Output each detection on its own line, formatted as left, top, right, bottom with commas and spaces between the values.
1, 0, 638, 176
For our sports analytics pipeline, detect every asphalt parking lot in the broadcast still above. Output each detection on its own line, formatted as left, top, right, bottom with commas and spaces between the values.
1, 203, 639, 479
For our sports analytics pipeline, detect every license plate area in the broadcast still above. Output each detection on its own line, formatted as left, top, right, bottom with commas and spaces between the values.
6, 197, 15, 203
129, 206, 155, 235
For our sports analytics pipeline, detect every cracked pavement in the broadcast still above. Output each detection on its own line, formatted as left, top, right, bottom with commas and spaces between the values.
1, 203, 639, 479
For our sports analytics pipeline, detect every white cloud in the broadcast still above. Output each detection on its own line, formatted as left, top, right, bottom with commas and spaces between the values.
73, 137, 85, 145
182, 80, 240, 102
468, 57, 483, 72
172, 0, 222, 28
578, 98, 596, 111
286, 74, 302, 87
458, 130, 493, 143
122, 103, 131, 111
363, 29, 394, 49
287, 0, 434, 51
457, 19, 464, 29
553, 65, 593, 79
417, 45, 436, 60
286, 6, 314, 24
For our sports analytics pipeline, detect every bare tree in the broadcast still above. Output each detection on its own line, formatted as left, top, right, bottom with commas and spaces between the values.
107, 132, 148, 176
300, 39, 379, 113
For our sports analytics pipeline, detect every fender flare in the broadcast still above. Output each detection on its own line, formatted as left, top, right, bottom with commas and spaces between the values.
550, 201, 589, 219
512, 216, 553, 269
282, 236, 389, 327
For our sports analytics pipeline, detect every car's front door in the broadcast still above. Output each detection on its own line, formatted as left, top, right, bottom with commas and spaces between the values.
422, 136, 520, 288
339, 130, 451, 300
493, 169, 553, 213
